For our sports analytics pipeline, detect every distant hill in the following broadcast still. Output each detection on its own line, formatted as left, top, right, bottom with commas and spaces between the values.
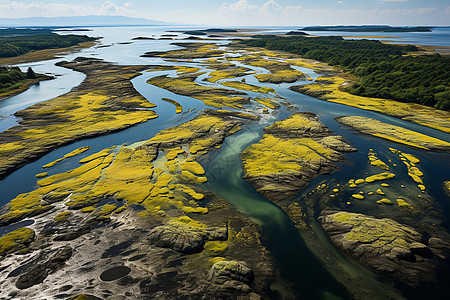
301, 26, 432, 32
0, 16, 178, 27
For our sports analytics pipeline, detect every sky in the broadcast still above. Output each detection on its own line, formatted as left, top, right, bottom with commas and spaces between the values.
0, 0, 449, 26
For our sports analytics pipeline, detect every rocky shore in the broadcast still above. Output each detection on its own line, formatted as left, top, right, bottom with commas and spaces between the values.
0, 57, 158, 180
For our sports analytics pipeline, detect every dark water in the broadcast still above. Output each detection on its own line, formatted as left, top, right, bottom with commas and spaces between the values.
0, 26, 449, 299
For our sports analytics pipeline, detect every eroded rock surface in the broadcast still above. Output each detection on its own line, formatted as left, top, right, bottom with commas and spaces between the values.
148, 221, 227, 253
319, 210, 449, 285
206, 260, 254, 293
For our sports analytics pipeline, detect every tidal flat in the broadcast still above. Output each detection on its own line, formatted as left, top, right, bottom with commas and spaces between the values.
0, 31, 449, 300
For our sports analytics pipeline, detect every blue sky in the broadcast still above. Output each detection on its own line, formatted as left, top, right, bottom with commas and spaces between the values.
0, 0, 449, 25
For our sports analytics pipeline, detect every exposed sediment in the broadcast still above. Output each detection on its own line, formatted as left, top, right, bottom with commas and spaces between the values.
242, 112, 356, 201
0, 111, 284, 299
335, 116, 450, 152
0, 57, 158, 180
290, 76, 450, 133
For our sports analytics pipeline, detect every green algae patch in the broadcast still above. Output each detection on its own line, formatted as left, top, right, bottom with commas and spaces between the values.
35, 172, 48, 178
147, 75, 248, 109
43, 146, 91, 168
396, 199, 412, 208
377, 198, 392, 205
254, 97, 280, 109
0, 227, 35, 256
80, 206, 95, 213
368, 149, 389, 170
204, 66, 254, 83
376, 189, 385, 196
161, 98, 183, 114
336, 116, 450, 152
221, 81, 275, 94
180, 161, 205, 175
365, 172, 395, 183
54, 211, 72, 221
166, 147, 185, 160
204, 241, 228, 254
444, 181, 450, 197
182, 171, 207, 184
242, 112, 355, 200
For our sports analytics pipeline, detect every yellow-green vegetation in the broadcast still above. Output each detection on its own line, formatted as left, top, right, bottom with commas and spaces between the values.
368, 149, 389, 170
254, 97, 280, 109
0, 41, 96, 65
204, 66, 254, 83
161, 98, 183, 113
255, 69, 305, 84
296, 77, 450, 133
336, 116, 450, 151
54, 211, 72, 221
147, 75, 248, 109
354, 179, 365, 185
442, 181, 450, 197
1, 112, 243, 224
0, 58, 158, 180
0, 227, 35, 256
173, 66, 201, 75
221, 81, 275, 93
327, 212, 420, 250
80, 206, 95, 213
352, 194, 364, 200
381, 183, 390, 187
43, 146, 91, 168
365, 172, 396, 183
143, 43, 225, 59
376, 189, 386, 196
35, 172, 48, 178
391, 148, 426, 190
243, 134, 335, 176
396, 198, 412, 208
204, 241, 228, 254
377, 198, 392, 205
180, 161, 205, 175
230, 54, 305, 84
166, 147, 185, 160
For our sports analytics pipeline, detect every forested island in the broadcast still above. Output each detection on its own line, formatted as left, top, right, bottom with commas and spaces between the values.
241, 36, 450, 110
0, 28, 96, 98
301, 26, 432, 32
0, 28, 96, 58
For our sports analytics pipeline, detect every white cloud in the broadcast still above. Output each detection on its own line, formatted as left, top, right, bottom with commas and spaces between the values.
213, 1, 450, 26
0, 0, 134, 17
261, 0, 282, 14
218, 0, 257, 14
101, 0, 131, 13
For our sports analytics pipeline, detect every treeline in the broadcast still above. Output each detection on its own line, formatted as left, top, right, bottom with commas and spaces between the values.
0, 66, 39, 94
241, 36, 450, 110
0, 32, 96, 58
301, 26, 432, 32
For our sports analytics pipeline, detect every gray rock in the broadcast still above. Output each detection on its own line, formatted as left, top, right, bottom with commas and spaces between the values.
148, 222, 227, 253
319, 210, 447, 285
206, 260, 254, 293
15, 246, 72, 289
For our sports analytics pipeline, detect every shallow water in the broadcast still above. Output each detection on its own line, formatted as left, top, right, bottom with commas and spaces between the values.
0, 26, 449, 298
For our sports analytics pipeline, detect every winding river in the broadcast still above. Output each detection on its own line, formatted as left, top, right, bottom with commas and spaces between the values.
1, 26, 449, 299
